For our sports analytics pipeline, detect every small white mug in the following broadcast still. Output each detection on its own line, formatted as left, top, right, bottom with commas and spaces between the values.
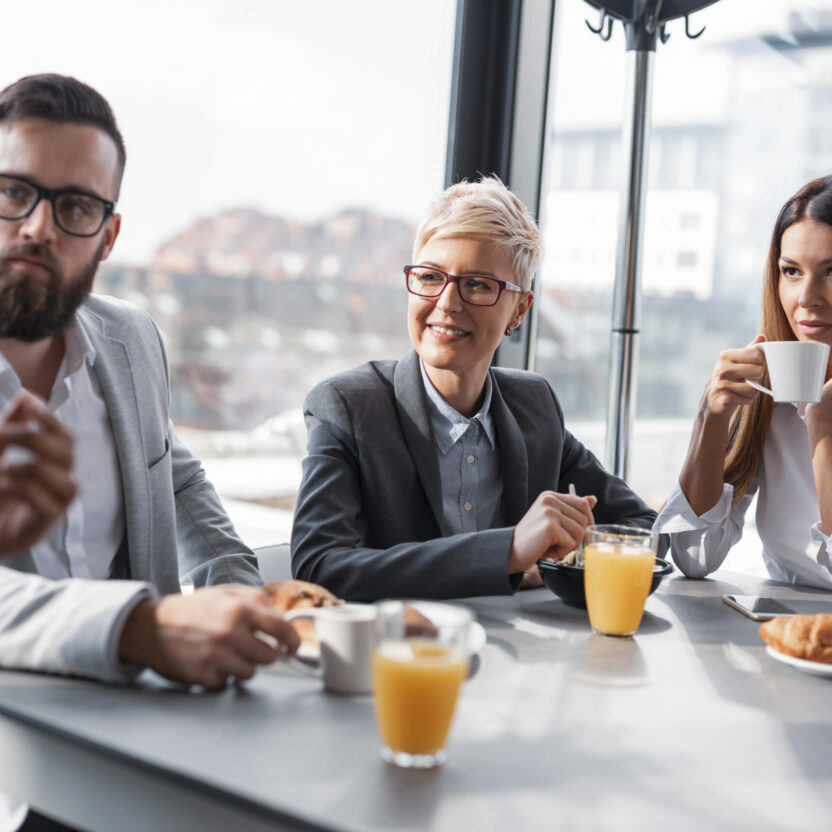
746, 341, 830, 403
284, 604, 377, 694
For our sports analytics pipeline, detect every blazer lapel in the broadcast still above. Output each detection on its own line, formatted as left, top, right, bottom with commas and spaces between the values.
490, 372, 529, 525
79, 309, 151, 581
393, 351, 447, 534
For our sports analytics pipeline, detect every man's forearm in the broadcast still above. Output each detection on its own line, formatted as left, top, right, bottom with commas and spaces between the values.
0, 569, 154, 681
117, 597, 159, 667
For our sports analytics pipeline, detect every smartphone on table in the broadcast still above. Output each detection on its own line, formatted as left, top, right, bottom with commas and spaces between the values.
721, 595, 795, 621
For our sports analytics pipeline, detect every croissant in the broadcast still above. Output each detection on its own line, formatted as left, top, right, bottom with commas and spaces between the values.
759, 614, 832, 663
403, 604, 439, 638
265, 579, 343, 647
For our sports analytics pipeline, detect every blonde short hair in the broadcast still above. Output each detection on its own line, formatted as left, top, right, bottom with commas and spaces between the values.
412, 176, 541, 291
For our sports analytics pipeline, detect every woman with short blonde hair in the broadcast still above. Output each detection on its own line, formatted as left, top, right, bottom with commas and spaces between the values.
413, 176, 541, 292
291, 176, 654, 600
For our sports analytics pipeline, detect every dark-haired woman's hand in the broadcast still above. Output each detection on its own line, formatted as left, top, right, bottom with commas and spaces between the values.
678, 335, 768, 517
704, 335, 768, 418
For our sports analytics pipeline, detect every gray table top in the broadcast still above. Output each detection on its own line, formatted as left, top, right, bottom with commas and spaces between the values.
2, 571, 832, 832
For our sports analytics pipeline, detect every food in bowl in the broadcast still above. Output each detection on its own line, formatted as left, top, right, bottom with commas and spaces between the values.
538, 556, 673, 609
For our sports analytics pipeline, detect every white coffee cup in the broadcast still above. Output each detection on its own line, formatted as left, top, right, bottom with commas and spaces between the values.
746, 341, 830, 403
284, 604, 377, 694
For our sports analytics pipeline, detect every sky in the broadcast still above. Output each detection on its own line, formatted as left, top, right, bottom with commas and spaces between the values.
1, 0, 825, 265
1, 0, 457, 264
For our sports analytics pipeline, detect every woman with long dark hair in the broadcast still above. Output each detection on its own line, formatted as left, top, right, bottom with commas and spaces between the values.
655, 175, 832, 587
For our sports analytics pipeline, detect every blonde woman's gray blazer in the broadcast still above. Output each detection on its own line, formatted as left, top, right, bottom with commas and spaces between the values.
291, 350, 656, 601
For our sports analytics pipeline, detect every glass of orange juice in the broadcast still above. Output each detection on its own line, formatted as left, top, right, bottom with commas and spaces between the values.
584, 524, 658, 637
372, 601, 471, 769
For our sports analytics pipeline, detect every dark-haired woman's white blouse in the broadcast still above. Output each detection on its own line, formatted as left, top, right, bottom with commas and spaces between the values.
654, 402, 832, 589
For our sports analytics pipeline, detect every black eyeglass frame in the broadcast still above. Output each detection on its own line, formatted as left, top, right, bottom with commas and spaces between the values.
403, 265, 525, 307
0, 173, 116, 238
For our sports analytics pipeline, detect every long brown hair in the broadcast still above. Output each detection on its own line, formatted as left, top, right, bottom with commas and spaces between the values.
725, 175, 832, 499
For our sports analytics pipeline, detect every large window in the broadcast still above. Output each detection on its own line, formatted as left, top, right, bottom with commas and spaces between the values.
538, 0, 832, 574
11, 1, 829, 566
4, 1, 456, 544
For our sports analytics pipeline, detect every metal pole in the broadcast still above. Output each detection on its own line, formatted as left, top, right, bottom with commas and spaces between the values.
604, 49, 654, 479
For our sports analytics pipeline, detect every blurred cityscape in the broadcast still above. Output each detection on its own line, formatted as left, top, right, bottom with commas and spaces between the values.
541, 7, 832, 422
105, 207, 414, 431
97, 208, 416, 544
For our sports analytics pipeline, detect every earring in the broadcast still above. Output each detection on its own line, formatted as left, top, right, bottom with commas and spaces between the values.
505, 326, 513, 336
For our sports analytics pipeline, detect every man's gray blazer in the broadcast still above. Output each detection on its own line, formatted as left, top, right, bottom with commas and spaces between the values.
0, 294, 261, 681
291, 350, 656, 601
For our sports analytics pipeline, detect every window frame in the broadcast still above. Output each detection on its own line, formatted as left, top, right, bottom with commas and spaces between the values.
445, 0, 557, 372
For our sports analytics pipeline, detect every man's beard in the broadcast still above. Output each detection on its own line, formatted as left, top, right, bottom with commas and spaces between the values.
0, 241, 104, 342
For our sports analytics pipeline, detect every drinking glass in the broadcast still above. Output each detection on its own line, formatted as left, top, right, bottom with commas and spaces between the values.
584, 524, 658, 637
372, 601, 471, 769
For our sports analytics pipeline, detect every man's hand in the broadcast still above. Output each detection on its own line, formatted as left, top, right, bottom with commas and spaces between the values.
0, 392, 76, 558
118, 586, 300, 688
509, 490, 597, 575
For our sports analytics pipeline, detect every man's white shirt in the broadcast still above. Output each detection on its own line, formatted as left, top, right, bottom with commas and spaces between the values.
0, 313, 125, 580
0, 312, 128, 832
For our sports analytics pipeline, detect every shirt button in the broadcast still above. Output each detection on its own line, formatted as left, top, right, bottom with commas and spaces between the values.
464, 502, 473, 512
467, 455, 475, 464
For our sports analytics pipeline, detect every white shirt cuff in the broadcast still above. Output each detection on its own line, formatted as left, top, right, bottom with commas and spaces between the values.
809, 522, 832, 549
653, 480, 735, 534
106, 585, 159, 681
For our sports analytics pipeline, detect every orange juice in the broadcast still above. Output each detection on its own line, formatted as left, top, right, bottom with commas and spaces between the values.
584, 542, 655, 636
372, 640, 469, 755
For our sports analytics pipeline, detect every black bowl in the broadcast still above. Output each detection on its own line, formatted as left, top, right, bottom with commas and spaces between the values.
538, 556, 673, 609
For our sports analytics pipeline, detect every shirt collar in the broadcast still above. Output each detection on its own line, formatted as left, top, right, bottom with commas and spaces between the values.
419, 359, 496, 454
0, 351, 22, 410
62, 313, 97, 375
0, 311, 94, 409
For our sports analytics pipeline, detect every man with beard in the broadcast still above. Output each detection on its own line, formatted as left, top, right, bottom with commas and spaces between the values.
0, 74, 299, 690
